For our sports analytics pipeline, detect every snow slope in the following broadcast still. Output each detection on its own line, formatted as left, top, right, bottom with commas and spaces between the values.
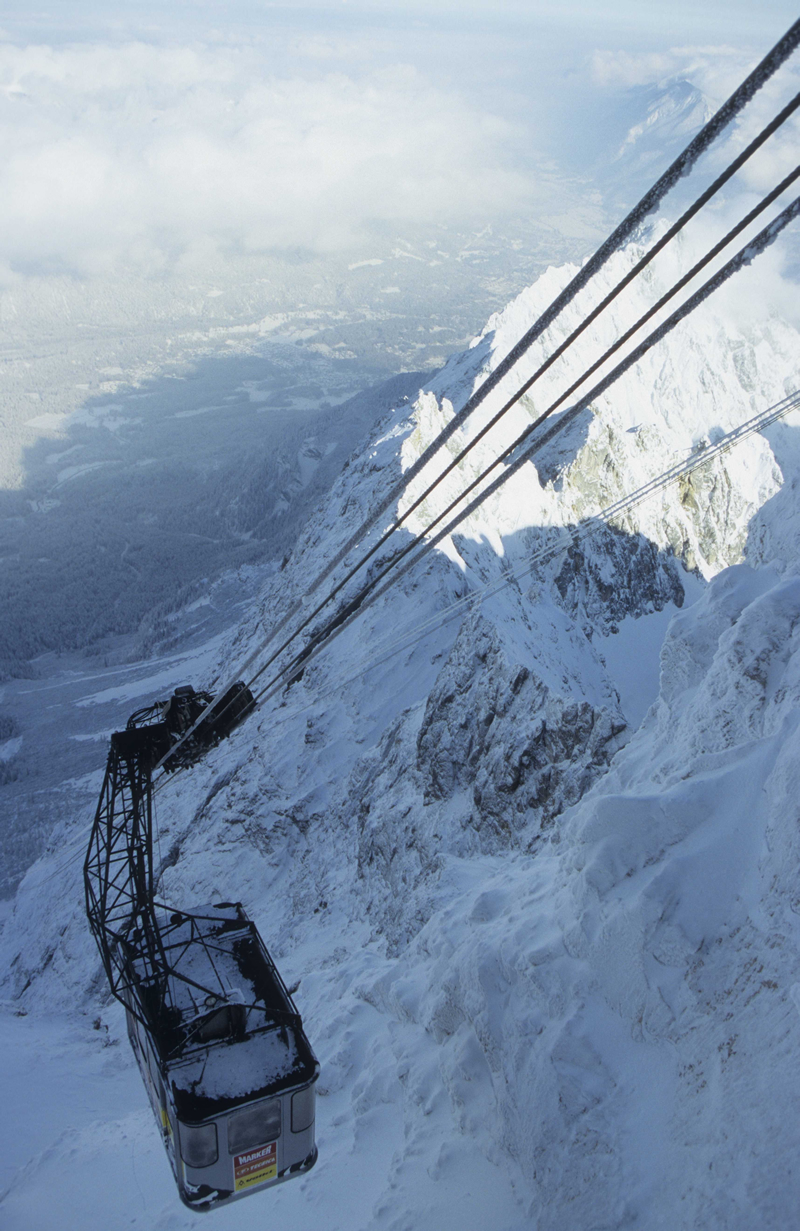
3, 238, 800, 1229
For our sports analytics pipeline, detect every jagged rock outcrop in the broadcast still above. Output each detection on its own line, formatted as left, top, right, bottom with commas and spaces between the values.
417, 614, 627, 838
551, 524, 685, 636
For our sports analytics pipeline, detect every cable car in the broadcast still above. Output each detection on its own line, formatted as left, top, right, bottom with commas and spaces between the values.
85, 685, 319, 1211
123, 902, 318, 1210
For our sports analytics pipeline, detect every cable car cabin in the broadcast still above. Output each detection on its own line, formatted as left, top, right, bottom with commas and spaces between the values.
122, 902, 319, 1211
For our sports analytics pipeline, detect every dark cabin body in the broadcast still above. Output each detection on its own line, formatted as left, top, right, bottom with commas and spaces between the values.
122, 902, 319, 1210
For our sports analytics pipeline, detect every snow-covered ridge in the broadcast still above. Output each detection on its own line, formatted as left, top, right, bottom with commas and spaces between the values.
400, 233, 796, 577
3, 243, 800, 1229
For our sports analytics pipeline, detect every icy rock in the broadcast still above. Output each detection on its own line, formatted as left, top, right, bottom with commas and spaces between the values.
417, 612, 627, 843
551, 522, 685, 637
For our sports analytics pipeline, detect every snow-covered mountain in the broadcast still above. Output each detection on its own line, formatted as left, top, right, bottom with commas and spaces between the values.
599, 80, 714, 212
2, 236, 800, 1230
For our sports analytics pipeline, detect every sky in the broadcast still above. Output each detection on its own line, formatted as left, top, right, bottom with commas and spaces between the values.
1, 1, 798, 287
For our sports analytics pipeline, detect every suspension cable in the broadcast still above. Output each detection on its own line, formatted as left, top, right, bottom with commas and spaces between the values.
153, 24, 800, 771
236, 92, 800, 698
156, 176, 800, 771
247, 388, 800, 724
187, 18, 800, 711
245, 193, 800, 709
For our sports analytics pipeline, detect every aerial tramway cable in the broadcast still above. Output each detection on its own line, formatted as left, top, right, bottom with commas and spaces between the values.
248, 387, 800, 727
158, 173, 800, 766
244, 191, 800, 712
236, 88, 800, 692
222, 19, 800, 669
154, 19, 800, 771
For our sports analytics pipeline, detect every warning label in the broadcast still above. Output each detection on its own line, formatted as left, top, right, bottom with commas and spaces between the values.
234, 1142, 277, 1192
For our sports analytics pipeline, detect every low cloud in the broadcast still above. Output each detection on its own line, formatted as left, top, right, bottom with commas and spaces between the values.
1, 19, 796, 311
0, 39, 546, 282
590, 45, 748, 92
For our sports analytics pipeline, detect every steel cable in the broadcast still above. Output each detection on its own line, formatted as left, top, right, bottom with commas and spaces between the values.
153, 22, 800, 770
244, 92, 800, 691
214, 20, 800, 685
155, 173, 800, 776
154, 169, 800, 772
248, 388, 800, 723
245, 193, 800, 709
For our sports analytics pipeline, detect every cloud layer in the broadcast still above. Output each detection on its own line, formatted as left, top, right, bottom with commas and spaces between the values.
0, 38, 549, 281
1, 8, 797, 292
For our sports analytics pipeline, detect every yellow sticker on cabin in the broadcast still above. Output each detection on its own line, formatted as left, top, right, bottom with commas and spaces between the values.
234, 1142, 277, 1191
